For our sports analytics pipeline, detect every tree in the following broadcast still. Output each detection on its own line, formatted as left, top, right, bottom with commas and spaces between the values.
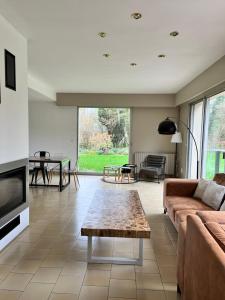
98, 108, 118, 135
208, 95, 225, 149
98, 108, 129, 148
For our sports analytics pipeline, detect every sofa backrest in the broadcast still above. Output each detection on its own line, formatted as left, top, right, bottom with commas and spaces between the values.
184, 215, 225, 300
205, 222, 225, 252
213, 173, 225, 186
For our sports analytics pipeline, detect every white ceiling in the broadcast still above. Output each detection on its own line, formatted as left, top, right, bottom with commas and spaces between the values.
1, 0, 225, 94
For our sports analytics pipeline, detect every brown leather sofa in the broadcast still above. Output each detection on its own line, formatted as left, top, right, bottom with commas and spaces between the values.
163, 174, 225, 231
177, 210, 225, 294
168, 174, 225, 297
180, 213, 225, 300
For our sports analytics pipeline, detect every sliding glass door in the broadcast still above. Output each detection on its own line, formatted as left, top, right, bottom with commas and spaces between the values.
202, 91, 225, 178
189, 101, 204, 178
78, 107, 130, 173
189, 91, 225, 179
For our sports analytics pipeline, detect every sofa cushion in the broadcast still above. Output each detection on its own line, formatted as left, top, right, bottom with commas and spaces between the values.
205, 222, 225, 252
194, 178, 211, 200
165, 196, 201, 209
202, 181, 225, 210
219, 196, 225, 211
197, 211, 225, 224
166, 197, 212, 221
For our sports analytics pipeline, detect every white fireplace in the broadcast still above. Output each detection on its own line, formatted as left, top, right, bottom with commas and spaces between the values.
0, 159, 29, 251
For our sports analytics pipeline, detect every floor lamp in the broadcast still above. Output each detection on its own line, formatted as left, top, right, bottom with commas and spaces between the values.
171, 131, 182, 177
158, 117, 200, 179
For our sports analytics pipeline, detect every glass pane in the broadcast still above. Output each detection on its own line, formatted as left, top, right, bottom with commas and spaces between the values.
78, 107, 130, 173
203, 91, 225, 179
189, 101, 204, 179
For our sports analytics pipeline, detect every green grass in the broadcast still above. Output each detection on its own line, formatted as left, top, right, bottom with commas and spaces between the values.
78, 153, 128, 173
79, 150, 225, 176
206, 151, 225, 179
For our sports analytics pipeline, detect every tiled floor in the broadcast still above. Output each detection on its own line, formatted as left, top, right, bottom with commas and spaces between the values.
0, 176, 180, 300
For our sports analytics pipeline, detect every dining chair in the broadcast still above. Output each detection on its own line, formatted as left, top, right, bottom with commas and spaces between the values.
31, 151, 51, 184
63, 160, 80, 190
47, 152, 65, 184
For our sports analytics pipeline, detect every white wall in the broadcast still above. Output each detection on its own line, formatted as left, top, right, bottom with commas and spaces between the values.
29, 102, 178, 168
176, 55, 225, 105
29, 101, 77, 167
0, 14, 28, 164
131, 107, 178, 159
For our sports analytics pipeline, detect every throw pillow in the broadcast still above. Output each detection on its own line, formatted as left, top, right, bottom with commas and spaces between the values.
202, 181, 225, 210
219, 194, 225, 211
194, 179, 211, 200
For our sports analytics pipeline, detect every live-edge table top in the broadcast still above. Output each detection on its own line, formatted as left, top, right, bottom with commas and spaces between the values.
81, 189, 151, 238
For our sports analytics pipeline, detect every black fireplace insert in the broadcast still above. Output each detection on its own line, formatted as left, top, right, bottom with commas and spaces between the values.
0, 159, 28, 228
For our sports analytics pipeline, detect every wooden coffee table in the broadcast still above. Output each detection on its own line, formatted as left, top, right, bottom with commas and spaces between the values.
81, 189, 151, 265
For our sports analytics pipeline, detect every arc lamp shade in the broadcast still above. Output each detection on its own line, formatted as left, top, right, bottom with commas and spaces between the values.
158, 118, 176, 135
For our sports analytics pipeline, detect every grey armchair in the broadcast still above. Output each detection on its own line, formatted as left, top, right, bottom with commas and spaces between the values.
139, 155, 166, 183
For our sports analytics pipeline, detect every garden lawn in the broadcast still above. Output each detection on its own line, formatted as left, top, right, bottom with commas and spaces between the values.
206, 151, 225, 179
78, 153, 128, 173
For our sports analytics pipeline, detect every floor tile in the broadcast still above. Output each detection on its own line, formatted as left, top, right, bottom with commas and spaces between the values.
78, 286, 108, 300
53, 274, 83, 294
23, 248, 50, 260
108, 298, 135, 300
0, 177, 179, 300
83, 269, 110, 286
136, 273, 163, 290
41, 255, 66, 268
20, 282, 54, 300
158, 266, 177, 283
137, 289, 166, 300
13, 260, 41, 274
49, 293, 78, 300
156, 255, 177, 267
87, 263, 111, 271
111, 265, 135, 280
62, 261, 87, 276
0, 265, 14, 280
0, 273, 32, 291
109, 279, 136, 298
135, 260, 159, 274
0, 290, 22, 300
31, 268, 61, 284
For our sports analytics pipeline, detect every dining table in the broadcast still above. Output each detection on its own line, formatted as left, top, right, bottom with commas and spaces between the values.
29, 156, 71, 192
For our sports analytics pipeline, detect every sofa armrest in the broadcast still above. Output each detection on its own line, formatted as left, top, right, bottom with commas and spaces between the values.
184, 215, 225, 300
197, 211, 225, 224
164, 178, 198, 198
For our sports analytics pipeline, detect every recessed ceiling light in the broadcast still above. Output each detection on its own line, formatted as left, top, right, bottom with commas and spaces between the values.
158, 54, 166, 58
98, 32, 107, 38
130, 63, 137, 67
131, 12, 142, 20
170, 31, 179, 37
103, 53, 110, 58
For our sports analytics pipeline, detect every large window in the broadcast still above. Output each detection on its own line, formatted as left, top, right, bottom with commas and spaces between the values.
203, 92, 225, 178
189, 91, 225, 179
78, 107, 130, 173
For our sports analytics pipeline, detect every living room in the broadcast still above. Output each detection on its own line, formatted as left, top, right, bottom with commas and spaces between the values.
0, 1, 225, 300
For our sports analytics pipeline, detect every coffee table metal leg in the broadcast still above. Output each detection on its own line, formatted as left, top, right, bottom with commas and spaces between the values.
87, 236, 143, 265
88, 236, 92, 262
138, 238, 143, 265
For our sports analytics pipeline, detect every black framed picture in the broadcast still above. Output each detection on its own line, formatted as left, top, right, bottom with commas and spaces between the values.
5, 49, 16, 91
